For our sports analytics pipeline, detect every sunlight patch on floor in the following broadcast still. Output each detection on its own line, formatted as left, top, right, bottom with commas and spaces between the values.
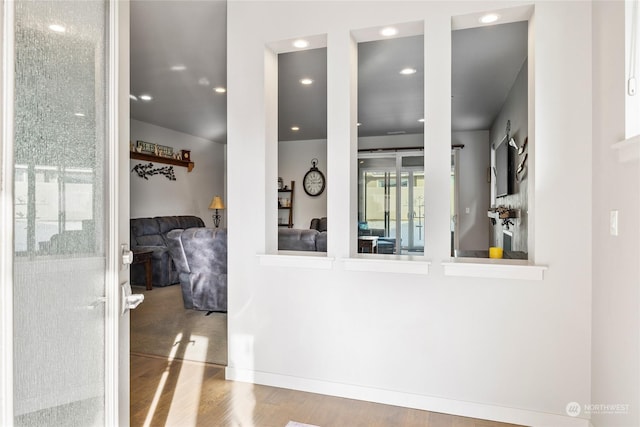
165, 334, 209, 426
142, 332, 183, 427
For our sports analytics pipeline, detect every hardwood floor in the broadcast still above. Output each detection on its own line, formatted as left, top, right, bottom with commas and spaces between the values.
131, 353, 523, 427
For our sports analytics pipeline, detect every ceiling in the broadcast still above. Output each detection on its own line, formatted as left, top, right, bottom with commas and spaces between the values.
130, 2, 527, 143
130, 1, 227, 143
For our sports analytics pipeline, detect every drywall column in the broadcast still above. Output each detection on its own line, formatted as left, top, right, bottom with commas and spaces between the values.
424, 13, 452, 265
592, 2, 640, 426
326, 31, 357, 258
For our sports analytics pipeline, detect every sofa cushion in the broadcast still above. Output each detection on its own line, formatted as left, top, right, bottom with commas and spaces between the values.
316, 231, 327, 252
136, 234, 164, 246
157, 216, 182, 235
310, 217, 327, 232
178, 216, 205, 229
130, 217, 161, 244
278, 229, 319, 251
166, 229, 190, 274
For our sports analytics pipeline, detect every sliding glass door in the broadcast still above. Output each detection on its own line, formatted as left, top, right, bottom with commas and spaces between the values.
358, 151, 424, 255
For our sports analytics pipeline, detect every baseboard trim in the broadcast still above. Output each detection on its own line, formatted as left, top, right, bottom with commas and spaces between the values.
225, 367, 589, 427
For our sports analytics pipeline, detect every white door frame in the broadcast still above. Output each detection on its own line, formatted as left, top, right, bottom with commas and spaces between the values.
0, 0, 15, 424
112, 0, 131, 425
0, 0, 130, 424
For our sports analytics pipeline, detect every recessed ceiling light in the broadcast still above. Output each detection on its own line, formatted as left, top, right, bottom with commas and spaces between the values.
171, 65, 187, 71
479, 13, 500, 24
293, 39, 309, 49
48, 24, 66, 33
129, 94, 138, 101
418, 118, 425, 123
300, 78, 313, 85
74, 113, 85, 117
399, 68, 417, 75
214, 87, 226, 93
291, 126, 300, 131
357, 123, 362, 127
198, 77, 210, 86
139, 94, 153, 101
380, 27, 398, 37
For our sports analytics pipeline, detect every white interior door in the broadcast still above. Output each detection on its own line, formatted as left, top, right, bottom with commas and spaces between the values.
0, 0, 130, 425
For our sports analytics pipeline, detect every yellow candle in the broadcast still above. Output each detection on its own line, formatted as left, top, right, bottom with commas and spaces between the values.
489, 247, 503, 259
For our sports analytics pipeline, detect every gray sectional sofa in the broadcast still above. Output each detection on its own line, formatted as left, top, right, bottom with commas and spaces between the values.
130, 215, 204, 287
278, 217, 327, 252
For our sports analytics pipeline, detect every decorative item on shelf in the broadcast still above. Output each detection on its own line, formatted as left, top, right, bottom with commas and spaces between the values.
209, 195, 225, 228
181, 149, 191, 161
136, 140, 156, 154
488, 206, 518, 220
489, 247, 503, 259
502, 218, 514, 229
278, 177, 283, 190
303, 158, 326, 196
131, 163, 176, 181
156, 144, 173, 158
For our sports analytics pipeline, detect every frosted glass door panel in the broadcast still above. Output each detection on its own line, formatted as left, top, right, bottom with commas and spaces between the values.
13, 1, 108, 425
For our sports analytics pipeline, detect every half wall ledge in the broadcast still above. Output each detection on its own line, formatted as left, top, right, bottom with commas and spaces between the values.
257, 253, 335, 269
442, 259, 547, 281
342, 255, 430, 275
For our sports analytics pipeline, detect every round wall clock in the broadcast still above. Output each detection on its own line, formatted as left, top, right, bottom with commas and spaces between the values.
303, 158, 325, 197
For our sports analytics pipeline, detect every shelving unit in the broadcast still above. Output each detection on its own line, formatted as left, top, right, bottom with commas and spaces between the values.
278, 181, 295, 228
130, 151, 195, 172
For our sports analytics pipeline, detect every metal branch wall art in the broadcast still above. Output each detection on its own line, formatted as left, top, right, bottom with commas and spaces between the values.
131, 162, 176, 181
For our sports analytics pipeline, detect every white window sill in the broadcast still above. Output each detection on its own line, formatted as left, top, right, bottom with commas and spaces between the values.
442, 258, 547, 280
342, 255, 430, 275
612, 134, 640, 162
257, 252, 335, 269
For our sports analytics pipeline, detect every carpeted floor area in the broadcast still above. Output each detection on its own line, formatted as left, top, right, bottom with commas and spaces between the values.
130, 284, 227, 365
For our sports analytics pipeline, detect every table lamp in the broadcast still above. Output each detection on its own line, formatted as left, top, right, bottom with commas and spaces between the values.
209, 196, 225, 228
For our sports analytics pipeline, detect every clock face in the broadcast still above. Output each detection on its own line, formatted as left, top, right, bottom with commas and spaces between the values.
303, 169, 325, 196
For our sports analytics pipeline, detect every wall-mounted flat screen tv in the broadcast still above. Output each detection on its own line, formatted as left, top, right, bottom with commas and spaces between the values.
496, 140, 513, 197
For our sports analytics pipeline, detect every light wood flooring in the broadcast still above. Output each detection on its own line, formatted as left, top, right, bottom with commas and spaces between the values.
131, 353, 523, 427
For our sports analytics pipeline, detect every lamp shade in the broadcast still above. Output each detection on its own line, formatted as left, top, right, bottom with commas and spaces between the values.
209, 196, 225, 210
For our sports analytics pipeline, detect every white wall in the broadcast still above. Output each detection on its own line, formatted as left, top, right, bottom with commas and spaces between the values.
278, 139, 328, 229
489, 60, 528, 252
227, 2, 593, 426
591, 2, 640, 426
129, 119, 226, 228
626, 0, 640, 138
452, 130, 491, 251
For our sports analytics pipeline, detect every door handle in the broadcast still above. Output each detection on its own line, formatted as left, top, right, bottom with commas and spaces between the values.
87, 296, 107, 310
121, 244, 133, 266
121, 282, 144, 316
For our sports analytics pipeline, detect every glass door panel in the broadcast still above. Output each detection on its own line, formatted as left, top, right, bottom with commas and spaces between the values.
13, 0, 108, 425
358, 154, 424, 255
358, 157, 397, 254
410, 171, 425, 252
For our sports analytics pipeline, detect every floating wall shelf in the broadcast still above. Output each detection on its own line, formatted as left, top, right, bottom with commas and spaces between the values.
130, 151, 194, 172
